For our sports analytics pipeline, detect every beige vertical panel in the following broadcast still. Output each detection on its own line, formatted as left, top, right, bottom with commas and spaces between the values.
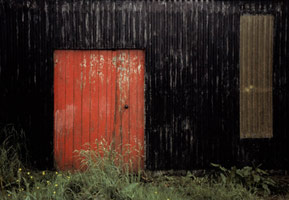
240, 15, 274, 138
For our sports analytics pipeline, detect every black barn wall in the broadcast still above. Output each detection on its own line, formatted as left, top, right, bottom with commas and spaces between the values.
0, 0, 288, 170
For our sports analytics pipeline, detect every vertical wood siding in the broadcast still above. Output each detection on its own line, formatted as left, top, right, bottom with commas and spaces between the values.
240, 15, 274, 139
0, 0, 289, 170
54, 50, 144, 171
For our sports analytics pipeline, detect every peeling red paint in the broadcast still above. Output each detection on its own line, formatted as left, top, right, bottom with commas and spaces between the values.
54, 50, 145, 171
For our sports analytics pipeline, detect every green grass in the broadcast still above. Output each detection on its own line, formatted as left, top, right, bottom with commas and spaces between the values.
0, 163, 259, 200
0, 128, 288, 200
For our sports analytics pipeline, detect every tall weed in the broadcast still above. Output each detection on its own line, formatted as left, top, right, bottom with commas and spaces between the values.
0, 125, 27, 193
0, 138, 23, 192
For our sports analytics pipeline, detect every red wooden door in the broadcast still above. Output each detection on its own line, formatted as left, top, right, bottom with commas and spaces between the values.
54, 50, 145, 171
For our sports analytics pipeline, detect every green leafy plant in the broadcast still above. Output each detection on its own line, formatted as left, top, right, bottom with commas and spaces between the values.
211, 163, 276, 195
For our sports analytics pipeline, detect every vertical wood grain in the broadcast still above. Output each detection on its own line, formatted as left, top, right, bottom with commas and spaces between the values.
54, 50, 66, 169
240, 15, 274, 139
2, 0, 289, 170
89, 51, 98, 147
81, 51, 91, 148
64, 51, 74, 169
137, 50, 145, 169
72, 51, 83, 169
98, 51, 107, 144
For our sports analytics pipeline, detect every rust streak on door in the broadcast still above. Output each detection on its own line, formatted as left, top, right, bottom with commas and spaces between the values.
54, 50, 145, 171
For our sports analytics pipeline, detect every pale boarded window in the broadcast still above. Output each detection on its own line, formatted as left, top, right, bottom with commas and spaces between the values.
240, 15, 274, 139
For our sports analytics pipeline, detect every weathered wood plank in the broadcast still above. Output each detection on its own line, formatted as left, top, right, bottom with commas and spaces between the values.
240, 15, 274, 139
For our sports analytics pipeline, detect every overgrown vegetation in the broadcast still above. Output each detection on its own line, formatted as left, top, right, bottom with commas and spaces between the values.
211, 163, 277, 195
0, 126, 288, 200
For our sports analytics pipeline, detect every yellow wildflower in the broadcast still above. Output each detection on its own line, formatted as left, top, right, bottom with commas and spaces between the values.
27, 172, 30, 175
53, 191, 56, 195
37, 186, 40, 189
18, 168, 22, 172
42, 171, 46, 176
8, 194, 11, 197
67, 176, 70, 179
154, 191, 157, 194
55, 184, 58, 187
55, 171, 58, 175
30, 176, 33, 179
